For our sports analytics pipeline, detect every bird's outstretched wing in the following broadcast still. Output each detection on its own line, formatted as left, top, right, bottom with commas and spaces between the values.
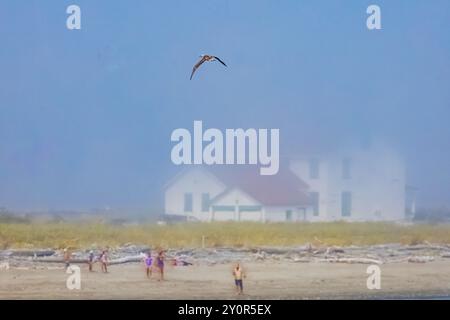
190, 56, 207, 80
214, 56, 227, 67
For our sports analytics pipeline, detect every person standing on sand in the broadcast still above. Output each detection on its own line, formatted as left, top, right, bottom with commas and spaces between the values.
63, 248, 71, 270
88, 250, 95, 272
144, 251, 153, 279
156, 250, 165, 281
99, 250, 108, 273
232, 263, 246, 295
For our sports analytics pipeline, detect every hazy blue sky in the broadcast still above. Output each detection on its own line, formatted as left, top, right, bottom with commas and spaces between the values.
0, 0, 449, 210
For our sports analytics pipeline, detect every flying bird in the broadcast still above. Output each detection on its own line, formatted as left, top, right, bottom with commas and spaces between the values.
190, 54, 227, 80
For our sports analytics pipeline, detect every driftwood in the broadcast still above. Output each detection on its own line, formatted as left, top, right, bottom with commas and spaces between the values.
312, 249, 327, 255
385, 257, 410, 263
108, 256, 142, 265
319, 257, 383, 265
408, 256, 435, 263
5, 243, 449, 267
253, 252, 267, 261
325, 247, 345, 255
252, 247, 292, 255
34, 258, 87, 264
251, 244, 313, 255
292, 257, 311, 263
33, 255, 142, 265
371, 243, 402, 249
1, 250, 55, 257
297, 243, 313, 252
399, 244, 447, 251
338, 257, 383, 265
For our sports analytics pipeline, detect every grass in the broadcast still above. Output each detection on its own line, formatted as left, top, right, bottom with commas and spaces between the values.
1, 221, 450, 250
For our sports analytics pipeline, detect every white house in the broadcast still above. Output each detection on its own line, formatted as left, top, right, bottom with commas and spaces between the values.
164, 166, 312, 222
164, 143, 408, 222
289, 142, 406, 221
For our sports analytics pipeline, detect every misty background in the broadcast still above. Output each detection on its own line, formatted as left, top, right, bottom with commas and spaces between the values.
0, 0, 449, 213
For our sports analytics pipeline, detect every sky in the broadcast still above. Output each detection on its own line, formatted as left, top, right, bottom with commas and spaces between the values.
0, 0, 449, 211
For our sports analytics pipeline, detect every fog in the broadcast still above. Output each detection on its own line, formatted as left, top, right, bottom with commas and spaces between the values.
0, 0, 449, 212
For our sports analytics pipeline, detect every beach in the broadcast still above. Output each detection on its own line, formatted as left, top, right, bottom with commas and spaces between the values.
2, 222, 450, 299
1, 260, 450, 299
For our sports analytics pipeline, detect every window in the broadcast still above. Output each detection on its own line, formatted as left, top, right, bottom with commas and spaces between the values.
341, 192, 352, 217
309, 158, 320, 179
201, 193, 210, 212
310, 192, 319, 216
342, 158, 351, 179
286, 210, 293, 221
184, 193, 193, 212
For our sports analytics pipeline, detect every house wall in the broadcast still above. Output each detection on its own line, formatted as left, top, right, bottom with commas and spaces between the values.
164, 168, 225, 221
211, 188, 263, 222
264, 206, 311, 222
213, 210, 262, 222
290, 143, 406, 221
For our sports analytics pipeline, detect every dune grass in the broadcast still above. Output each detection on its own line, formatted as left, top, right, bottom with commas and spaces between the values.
1, 221, 450, 250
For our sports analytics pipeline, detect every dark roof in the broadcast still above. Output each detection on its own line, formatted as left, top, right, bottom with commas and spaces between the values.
208, 165, 311, 207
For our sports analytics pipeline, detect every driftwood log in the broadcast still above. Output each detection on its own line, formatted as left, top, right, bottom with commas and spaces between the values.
34, 258, 87, 264
408, 256, 435, 263
33, 255, 142, 265
1, 250, 55, 257
319, 257, 383, 265
292, 257, 311, 263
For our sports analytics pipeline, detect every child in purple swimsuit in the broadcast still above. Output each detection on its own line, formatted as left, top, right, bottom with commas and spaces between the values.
144, 251, 153, 279
156, 250, 165, 281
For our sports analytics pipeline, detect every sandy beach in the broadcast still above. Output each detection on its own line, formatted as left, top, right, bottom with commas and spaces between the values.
1, 260, 450, 299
